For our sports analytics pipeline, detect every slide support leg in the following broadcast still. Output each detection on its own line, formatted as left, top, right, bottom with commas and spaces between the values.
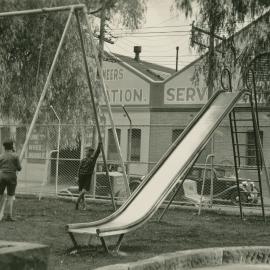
114, 234, 124, 253
158, 180, 183, 222
100, 237, 109, 253
68, 232, 79, 250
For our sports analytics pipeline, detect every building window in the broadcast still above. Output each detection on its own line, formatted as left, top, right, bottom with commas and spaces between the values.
128, 129, 141, 161
107, 128, 121, 161
246, 130, 263, 166
172, 129, 183, 143
1, 127, 11, 144
16, 126, 26, 152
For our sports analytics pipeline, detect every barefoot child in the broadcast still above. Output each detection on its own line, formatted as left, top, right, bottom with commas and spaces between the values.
75, 142, 102, 210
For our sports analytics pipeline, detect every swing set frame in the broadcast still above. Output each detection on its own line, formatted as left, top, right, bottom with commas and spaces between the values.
0, 4, 131, 209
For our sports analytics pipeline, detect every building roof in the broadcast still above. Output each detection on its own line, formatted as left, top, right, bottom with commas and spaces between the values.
104, 52, 175, 82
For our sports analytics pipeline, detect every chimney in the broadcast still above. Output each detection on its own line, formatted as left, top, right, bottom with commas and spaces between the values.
133, 46, 141, 61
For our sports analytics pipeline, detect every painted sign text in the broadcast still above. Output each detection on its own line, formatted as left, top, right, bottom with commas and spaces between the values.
107, 88, 148, 104
164, 87, 207, 104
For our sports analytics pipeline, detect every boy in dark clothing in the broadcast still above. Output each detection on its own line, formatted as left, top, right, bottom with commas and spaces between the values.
0, 140, 22, 221
75, 142, 102, 210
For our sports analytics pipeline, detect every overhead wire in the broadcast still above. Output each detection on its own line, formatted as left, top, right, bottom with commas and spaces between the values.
111, 37, 198, 58
113, 30, 190, 35
103, 54, 199, 69
118, 35, 183, 44
111, 24, 191, 31
116, 34, 191, 38
103, 10, 202, 69
103, 5, 264, 70
110, 18, 256, 32
141, 55, 200, 58
110, 43, 192, 54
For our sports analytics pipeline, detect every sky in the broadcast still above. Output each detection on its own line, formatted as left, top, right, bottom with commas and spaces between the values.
105, 0, 199, 71
103, 0, 260, 71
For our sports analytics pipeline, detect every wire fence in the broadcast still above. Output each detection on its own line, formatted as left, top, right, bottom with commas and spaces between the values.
0, 123, 268, 210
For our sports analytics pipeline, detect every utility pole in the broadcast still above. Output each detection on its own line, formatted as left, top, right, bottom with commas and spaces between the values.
191, 21, 225, 98
98, 1, 107, 67
208, 4, 215, 99
176, 46, 179, 72
191, 4, 223, 200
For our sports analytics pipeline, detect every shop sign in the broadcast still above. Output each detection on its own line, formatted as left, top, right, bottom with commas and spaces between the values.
28, 127, 47, 163
107, 88, 148, 104
164, 87, 208, 104
103, 66, 150, 105
103, 68, 124, 81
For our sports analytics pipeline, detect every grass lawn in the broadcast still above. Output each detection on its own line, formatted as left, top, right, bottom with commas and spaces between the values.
0, 196, 270, 270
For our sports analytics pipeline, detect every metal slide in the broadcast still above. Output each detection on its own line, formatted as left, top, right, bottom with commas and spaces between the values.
67, 90, 247, 251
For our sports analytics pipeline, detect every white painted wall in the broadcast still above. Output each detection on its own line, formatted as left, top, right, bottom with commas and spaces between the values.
102, 61, 150, 105
164, 61, 208, 105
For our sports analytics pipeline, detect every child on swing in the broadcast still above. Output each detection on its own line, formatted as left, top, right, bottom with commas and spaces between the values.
75, 142, 102, 210
0, 140, 22, 221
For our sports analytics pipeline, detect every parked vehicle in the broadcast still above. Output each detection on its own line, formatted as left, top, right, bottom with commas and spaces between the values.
129, 166, 259, 205
58, 166, 259, 206
58, 171, 127, 199
184, 166, 259, 205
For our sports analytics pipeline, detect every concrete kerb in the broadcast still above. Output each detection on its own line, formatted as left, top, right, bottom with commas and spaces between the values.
94, 246, 270, 270
0, 240, 49, 270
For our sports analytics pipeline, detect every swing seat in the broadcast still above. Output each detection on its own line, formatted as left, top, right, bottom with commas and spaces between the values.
182, 180, 208, 205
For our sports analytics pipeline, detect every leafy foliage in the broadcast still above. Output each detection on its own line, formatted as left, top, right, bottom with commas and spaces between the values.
82, 0, 147, 29
0, 0, 95, 125
173, 0, 270, 91
0, 0, 147, 126
0, 0, 147, 151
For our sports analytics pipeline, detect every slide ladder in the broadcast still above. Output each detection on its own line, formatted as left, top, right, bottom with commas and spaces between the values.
229, 98, 265, 220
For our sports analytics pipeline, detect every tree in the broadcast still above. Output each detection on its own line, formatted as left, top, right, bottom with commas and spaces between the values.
0, 0, 93, 125
172, 0, 270, 94
0, 0, 147, 124
0, 0, 148, 153
84, 0, 147, 29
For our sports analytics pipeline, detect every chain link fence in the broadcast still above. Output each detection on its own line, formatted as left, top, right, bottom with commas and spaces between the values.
0, 123, 267, 209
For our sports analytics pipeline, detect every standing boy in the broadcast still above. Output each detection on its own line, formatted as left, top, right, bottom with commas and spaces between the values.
0, 140, 22, 221
76, 142, 102, 210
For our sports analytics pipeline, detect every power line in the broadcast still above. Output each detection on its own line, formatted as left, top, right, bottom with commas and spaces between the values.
111, 40, 197, 54
104, 45, 198, 63
137, 60, 196, 63
110, 24, 191, 31
111, 19, 254, 36
141, 55, 200, 57
116, 34, 191, 38
118, 35, 182, 44
111, 22, 251, 37
114, 30, 190, 35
